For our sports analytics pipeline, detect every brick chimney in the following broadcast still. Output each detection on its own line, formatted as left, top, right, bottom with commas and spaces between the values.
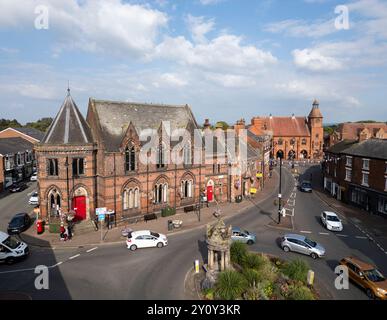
359, 128, 370, 142
203, 119, 211, 129
251, 116, 263, 129
234, 118, 246, 135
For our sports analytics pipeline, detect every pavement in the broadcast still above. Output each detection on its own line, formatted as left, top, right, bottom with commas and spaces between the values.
21, 169, 282, 249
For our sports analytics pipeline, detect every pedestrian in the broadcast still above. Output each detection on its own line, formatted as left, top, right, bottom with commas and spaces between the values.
60, 223, 67, 241
67, 221, 73, 240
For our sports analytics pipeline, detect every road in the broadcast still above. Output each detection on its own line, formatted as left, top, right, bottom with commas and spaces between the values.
0, 165, 386, 300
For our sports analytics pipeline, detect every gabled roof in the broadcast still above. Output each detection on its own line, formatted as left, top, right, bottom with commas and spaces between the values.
326, 140, 357, 154
0, 137, 34, 156
255, 117, 310, 137
89, 99, 199, 151
10, 127, 45, 141
42, 91, 93, 145
327, 138, 387, 160
336, 122, 387, 140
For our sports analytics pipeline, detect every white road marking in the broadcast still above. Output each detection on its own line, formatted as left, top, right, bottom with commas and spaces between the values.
319, 232, 329, 235
50, 261, 63, 268
86, 247, 98, 253
300, 230, 312, 234
355, 236, 368, 240
69, 254, 80, 260
0, 268, 35, 275
336, 234, 348, 237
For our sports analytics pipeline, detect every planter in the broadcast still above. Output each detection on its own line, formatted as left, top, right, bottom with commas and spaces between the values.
49, 223, 61, 234
161, 207, 176, 217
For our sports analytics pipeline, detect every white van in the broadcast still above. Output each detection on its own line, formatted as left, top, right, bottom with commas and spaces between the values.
0, 231, 29, 264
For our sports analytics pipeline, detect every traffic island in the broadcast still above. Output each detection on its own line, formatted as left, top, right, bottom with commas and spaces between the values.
194, 243, 319, 300
267, 214, 293, 230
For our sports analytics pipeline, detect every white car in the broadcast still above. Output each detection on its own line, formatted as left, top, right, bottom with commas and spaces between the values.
126, 230, 168, 251
321, 211, 343, 232
30, 173, 38, 182
28, 192, 39, 205
0, 231, 29, 264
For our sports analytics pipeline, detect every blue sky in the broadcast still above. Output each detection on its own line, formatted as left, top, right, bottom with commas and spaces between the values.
0, 0, 386, 125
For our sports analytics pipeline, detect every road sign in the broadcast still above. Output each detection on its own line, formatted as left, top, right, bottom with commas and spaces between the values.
98, 213, 105, 222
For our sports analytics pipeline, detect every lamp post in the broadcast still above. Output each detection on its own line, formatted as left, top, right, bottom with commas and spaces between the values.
65, 157, 70, 212
278, 156, 282, 224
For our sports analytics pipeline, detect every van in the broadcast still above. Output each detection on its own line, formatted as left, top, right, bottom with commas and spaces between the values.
0, 231, 29, 264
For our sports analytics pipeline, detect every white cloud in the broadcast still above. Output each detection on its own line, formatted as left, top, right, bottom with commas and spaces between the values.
186, 15, 215, 43
205, 73, 256, 88
159, 73, 188, 87
0, 0, 168, 57
292, 48, 343, 71
199, 0, 224, 5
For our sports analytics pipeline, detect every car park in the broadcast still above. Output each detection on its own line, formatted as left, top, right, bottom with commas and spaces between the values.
299, 181, 312, 192
7, 213, 32, 235
9, 182, 28, 193
231, 227, 256, 245
340, 257, 387, 300
28, 192, 39, 205
280, 233, 325, 259
0, 231, 29, 265
321, 211, 343, 232
126, 230, 168, 251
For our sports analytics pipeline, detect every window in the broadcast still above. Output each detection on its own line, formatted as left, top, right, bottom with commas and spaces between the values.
125, 146, 136, 172
123, 187, 140, 210
16, 153, 22, 166
334, 167, 337, 178
345, 168, 352, 182
378, 197, 387, 215
278, 139, 283, 146
301, 138, 307, 145
181, 179, 193, 198
47, 159, 59, 176
72, 158, 85, 176
385, 177, 387, 191
183, 143, 192, 166
290, 138, 295, 145
154, 183, 168, 204
157, 143, 166, 169
362, 159, 370, 170
346, 156, 352, 167
362, 172, 369, 186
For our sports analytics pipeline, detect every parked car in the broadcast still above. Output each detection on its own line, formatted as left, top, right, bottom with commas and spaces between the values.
30, 173, 38, 182
9, 182, 28, 193
340, 257, 387, 300
0, 231, 29, 264
280, 233, 325, 259
126, 230, 168, 251
28, 192, 39, 205
231, 227, 256, 245
299, 181, 312, 192
321, 211, 343, 232
7, 213, 32, 235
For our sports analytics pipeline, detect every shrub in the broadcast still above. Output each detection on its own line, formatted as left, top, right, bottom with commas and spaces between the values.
215, 270, 248, 300
242, 253, 265, 270
161, 207, 176, 217
282, 259, 310, 284
242, 268, 260, 287
230, 241, 248, 265
255, 255, 278, 283
287, 284, 315, 300
203, 288, 215, 300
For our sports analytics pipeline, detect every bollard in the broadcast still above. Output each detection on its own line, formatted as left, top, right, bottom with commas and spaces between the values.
307, 270, 315, 287
195, 260, 200, 274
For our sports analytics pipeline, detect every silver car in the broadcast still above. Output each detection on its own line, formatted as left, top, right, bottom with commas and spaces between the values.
280, 234, 325, 259
231, 227, 256, 245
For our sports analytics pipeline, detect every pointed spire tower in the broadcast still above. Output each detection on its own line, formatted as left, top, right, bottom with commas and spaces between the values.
42, 89, 93, 144
308, 99, 323, 159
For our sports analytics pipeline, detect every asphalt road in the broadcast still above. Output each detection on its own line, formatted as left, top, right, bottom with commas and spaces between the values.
0, 166, 386, 300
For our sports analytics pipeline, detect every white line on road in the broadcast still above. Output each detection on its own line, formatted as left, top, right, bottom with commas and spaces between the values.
0, 267, 35, 275
355, 236, 368, 240
86, 247, 98, 253
69, 254, 80, 260
300, 230, 312, 234
336, 234, 349, 237
50, 261, 63, 268
319, 232, 329, 235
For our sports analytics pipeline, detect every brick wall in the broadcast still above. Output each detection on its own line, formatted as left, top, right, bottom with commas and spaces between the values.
0, 155, 4, 192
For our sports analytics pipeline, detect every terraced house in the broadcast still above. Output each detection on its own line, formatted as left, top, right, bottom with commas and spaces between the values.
35, 90, 266, 227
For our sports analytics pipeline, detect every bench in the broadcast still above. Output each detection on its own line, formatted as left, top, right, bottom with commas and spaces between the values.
144, 213, 157, 222
184, 205, 195, 213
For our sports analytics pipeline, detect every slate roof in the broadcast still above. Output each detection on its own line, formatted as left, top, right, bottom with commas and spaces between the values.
90, 99, 199, 151
42, 91, 93, 145
343, 139, 387, 160
0, 137, 34, 155
326, 140, 357, 154
10, 127, 45, 141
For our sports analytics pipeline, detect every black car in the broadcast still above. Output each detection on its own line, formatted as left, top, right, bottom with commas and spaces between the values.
9, 182, 28, 193
7, 213, 32, 235
299, 181, 313, 192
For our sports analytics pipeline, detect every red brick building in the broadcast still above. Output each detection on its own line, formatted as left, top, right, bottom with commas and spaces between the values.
249, 100, 324, 160
323, 139, 387, 216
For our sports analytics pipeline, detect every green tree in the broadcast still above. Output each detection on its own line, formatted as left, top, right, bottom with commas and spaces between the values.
25, 117, 53, 133
0, 118, 22, 131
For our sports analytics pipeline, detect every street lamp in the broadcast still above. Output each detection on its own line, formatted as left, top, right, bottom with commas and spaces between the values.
277, 156, 282, 224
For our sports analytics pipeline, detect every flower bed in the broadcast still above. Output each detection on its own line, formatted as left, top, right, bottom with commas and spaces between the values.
202, 242, 318, 300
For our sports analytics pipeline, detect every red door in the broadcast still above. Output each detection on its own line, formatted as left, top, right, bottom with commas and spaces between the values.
207, 186, 213, 202
72, 196, 86, 221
